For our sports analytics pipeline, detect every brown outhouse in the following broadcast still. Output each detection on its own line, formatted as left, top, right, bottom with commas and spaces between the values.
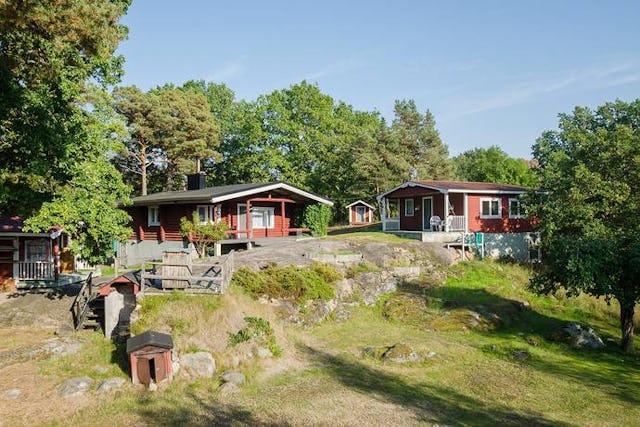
126, 330, 174, 386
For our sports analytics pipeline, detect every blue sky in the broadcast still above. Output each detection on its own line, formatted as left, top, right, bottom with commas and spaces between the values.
117, 0, 640, 158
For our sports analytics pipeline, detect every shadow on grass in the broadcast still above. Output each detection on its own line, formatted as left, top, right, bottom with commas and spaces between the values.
134, 390, 281, 426
398, 282, 640, 406
111, 339, 130, 376
299, 344, 564, 426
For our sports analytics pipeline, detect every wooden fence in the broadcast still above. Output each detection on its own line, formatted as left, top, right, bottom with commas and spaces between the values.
140, 250, 235, 294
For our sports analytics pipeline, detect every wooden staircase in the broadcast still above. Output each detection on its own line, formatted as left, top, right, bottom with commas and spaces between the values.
70, 273, 104, 331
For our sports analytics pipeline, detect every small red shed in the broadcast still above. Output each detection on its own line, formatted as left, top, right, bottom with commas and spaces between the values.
126, 330, 174, 386
346, 200, 375, 225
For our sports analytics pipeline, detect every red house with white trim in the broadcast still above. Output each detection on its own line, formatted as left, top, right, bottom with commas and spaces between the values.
122, 177, 333, 264
377, 180, 537, 259
0, 217, 65, 289
378, 180, 533, 233
346, 200, 375, 225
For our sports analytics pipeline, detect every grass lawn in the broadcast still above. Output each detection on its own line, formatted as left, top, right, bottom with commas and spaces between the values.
38, 261, 640, 426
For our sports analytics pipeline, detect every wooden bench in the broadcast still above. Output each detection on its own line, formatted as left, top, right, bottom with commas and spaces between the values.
287, 227, 311, 237
214, 238, 256, 256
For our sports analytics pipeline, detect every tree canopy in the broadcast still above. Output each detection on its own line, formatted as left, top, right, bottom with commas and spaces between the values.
453, 145, 536, 186
528, 99, 640, 352
0, 0, 132, 263
112, 84, 220, 194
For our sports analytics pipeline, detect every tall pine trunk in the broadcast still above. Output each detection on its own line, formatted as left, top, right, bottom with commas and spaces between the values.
140, 148, 147, 196
620, 303, 635, 353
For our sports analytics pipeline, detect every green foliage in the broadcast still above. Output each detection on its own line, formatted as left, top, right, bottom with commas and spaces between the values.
231, 263, 336, 303
228, 317, 273, 345
453, 145, 536, 186
0, 0, 130, 215
23, 88, 132, 264
390, 99, 453, 181
346, 262, 382, 278
310, 262, 343, 283
228, 316, 282, 357
302, 204, 333, 236
180, 212, 229, 257
529, 99, 640, 352
113, 84, 221, 193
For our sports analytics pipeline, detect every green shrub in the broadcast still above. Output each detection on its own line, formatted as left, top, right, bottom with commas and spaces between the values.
302, 203, 333, 236
228, 317, 281, 357
231, 263, 336, 303
345, 262, 381, 278
310, 262, 343, 283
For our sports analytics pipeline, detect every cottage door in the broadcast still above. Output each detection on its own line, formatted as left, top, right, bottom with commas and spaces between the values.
356, 206, 366, 223
237, 205, 247, 239
422, 197, 433, 231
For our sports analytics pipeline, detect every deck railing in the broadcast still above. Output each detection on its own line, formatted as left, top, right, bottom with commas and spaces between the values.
447, 215, 466, 232
383, 218, 400, 231
17, 261, 54, 280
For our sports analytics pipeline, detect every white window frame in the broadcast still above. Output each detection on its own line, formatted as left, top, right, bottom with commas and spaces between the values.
148, 206, 160, 226
404, 198, 415, 217
508, 198, 523, 219
480, 198, 501, 219
237, 204, 275, 229
197, 205, 215, 224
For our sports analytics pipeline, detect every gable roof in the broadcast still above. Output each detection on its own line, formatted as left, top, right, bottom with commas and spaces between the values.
126, 330, 173, 354
131, 182, 334, 206
378, 180, 530, 199
345, 200, 376, 210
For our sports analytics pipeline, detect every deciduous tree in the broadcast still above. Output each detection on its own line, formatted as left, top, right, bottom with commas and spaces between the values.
453, 145, 536, 186
528, 99, 640, 352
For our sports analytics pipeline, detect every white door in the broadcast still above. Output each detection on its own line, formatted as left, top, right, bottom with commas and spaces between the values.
356, 206, 366, 223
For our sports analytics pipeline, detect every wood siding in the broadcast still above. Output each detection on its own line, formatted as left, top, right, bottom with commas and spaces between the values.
466, 194, 533, 233
129, 198, 302, 241
386, 189, 534, 233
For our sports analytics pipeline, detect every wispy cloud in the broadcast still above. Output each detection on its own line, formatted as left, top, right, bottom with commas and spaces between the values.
458, 59, 640, 116
304, 58, 362, 81
206, 57, 248, 82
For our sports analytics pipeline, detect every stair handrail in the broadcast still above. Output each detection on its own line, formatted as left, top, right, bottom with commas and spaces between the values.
71, 272, 94, 330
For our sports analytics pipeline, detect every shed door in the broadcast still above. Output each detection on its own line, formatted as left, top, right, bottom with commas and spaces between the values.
356, 206, 366, 223
153, 355, 167, 382
137, 357, 151, 385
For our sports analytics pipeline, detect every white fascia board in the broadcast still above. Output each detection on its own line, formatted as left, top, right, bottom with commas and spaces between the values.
210, 183, 334, 206
345, 200, 376, 210
447, 189, 528, 195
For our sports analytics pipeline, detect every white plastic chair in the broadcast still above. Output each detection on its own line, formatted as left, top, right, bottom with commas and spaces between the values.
429, 215, 442, 231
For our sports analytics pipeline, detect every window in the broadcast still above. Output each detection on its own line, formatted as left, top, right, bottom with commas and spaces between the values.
509, 198, 523, 218
197, 205, 219, 224
251, 206, 275, 228
480, 198, 501, 218
25, 239, 49, 262
148, 206, 160, 226
404, 199, 414, 216
237, 205, 275, 229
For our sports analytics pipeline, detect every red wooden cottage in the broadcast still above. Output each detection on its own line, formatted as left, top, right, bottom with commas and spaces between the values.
122, 176, 333, 264
0, 217, 66, 289
345, 200, 376, 225
377, 180, 536, 258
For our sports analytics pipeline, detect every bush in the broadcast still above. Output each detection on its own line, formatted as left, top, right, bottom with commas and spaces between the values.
302, 203, 332, 236
228, 316, 282, 356
231, 263, 336, 303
